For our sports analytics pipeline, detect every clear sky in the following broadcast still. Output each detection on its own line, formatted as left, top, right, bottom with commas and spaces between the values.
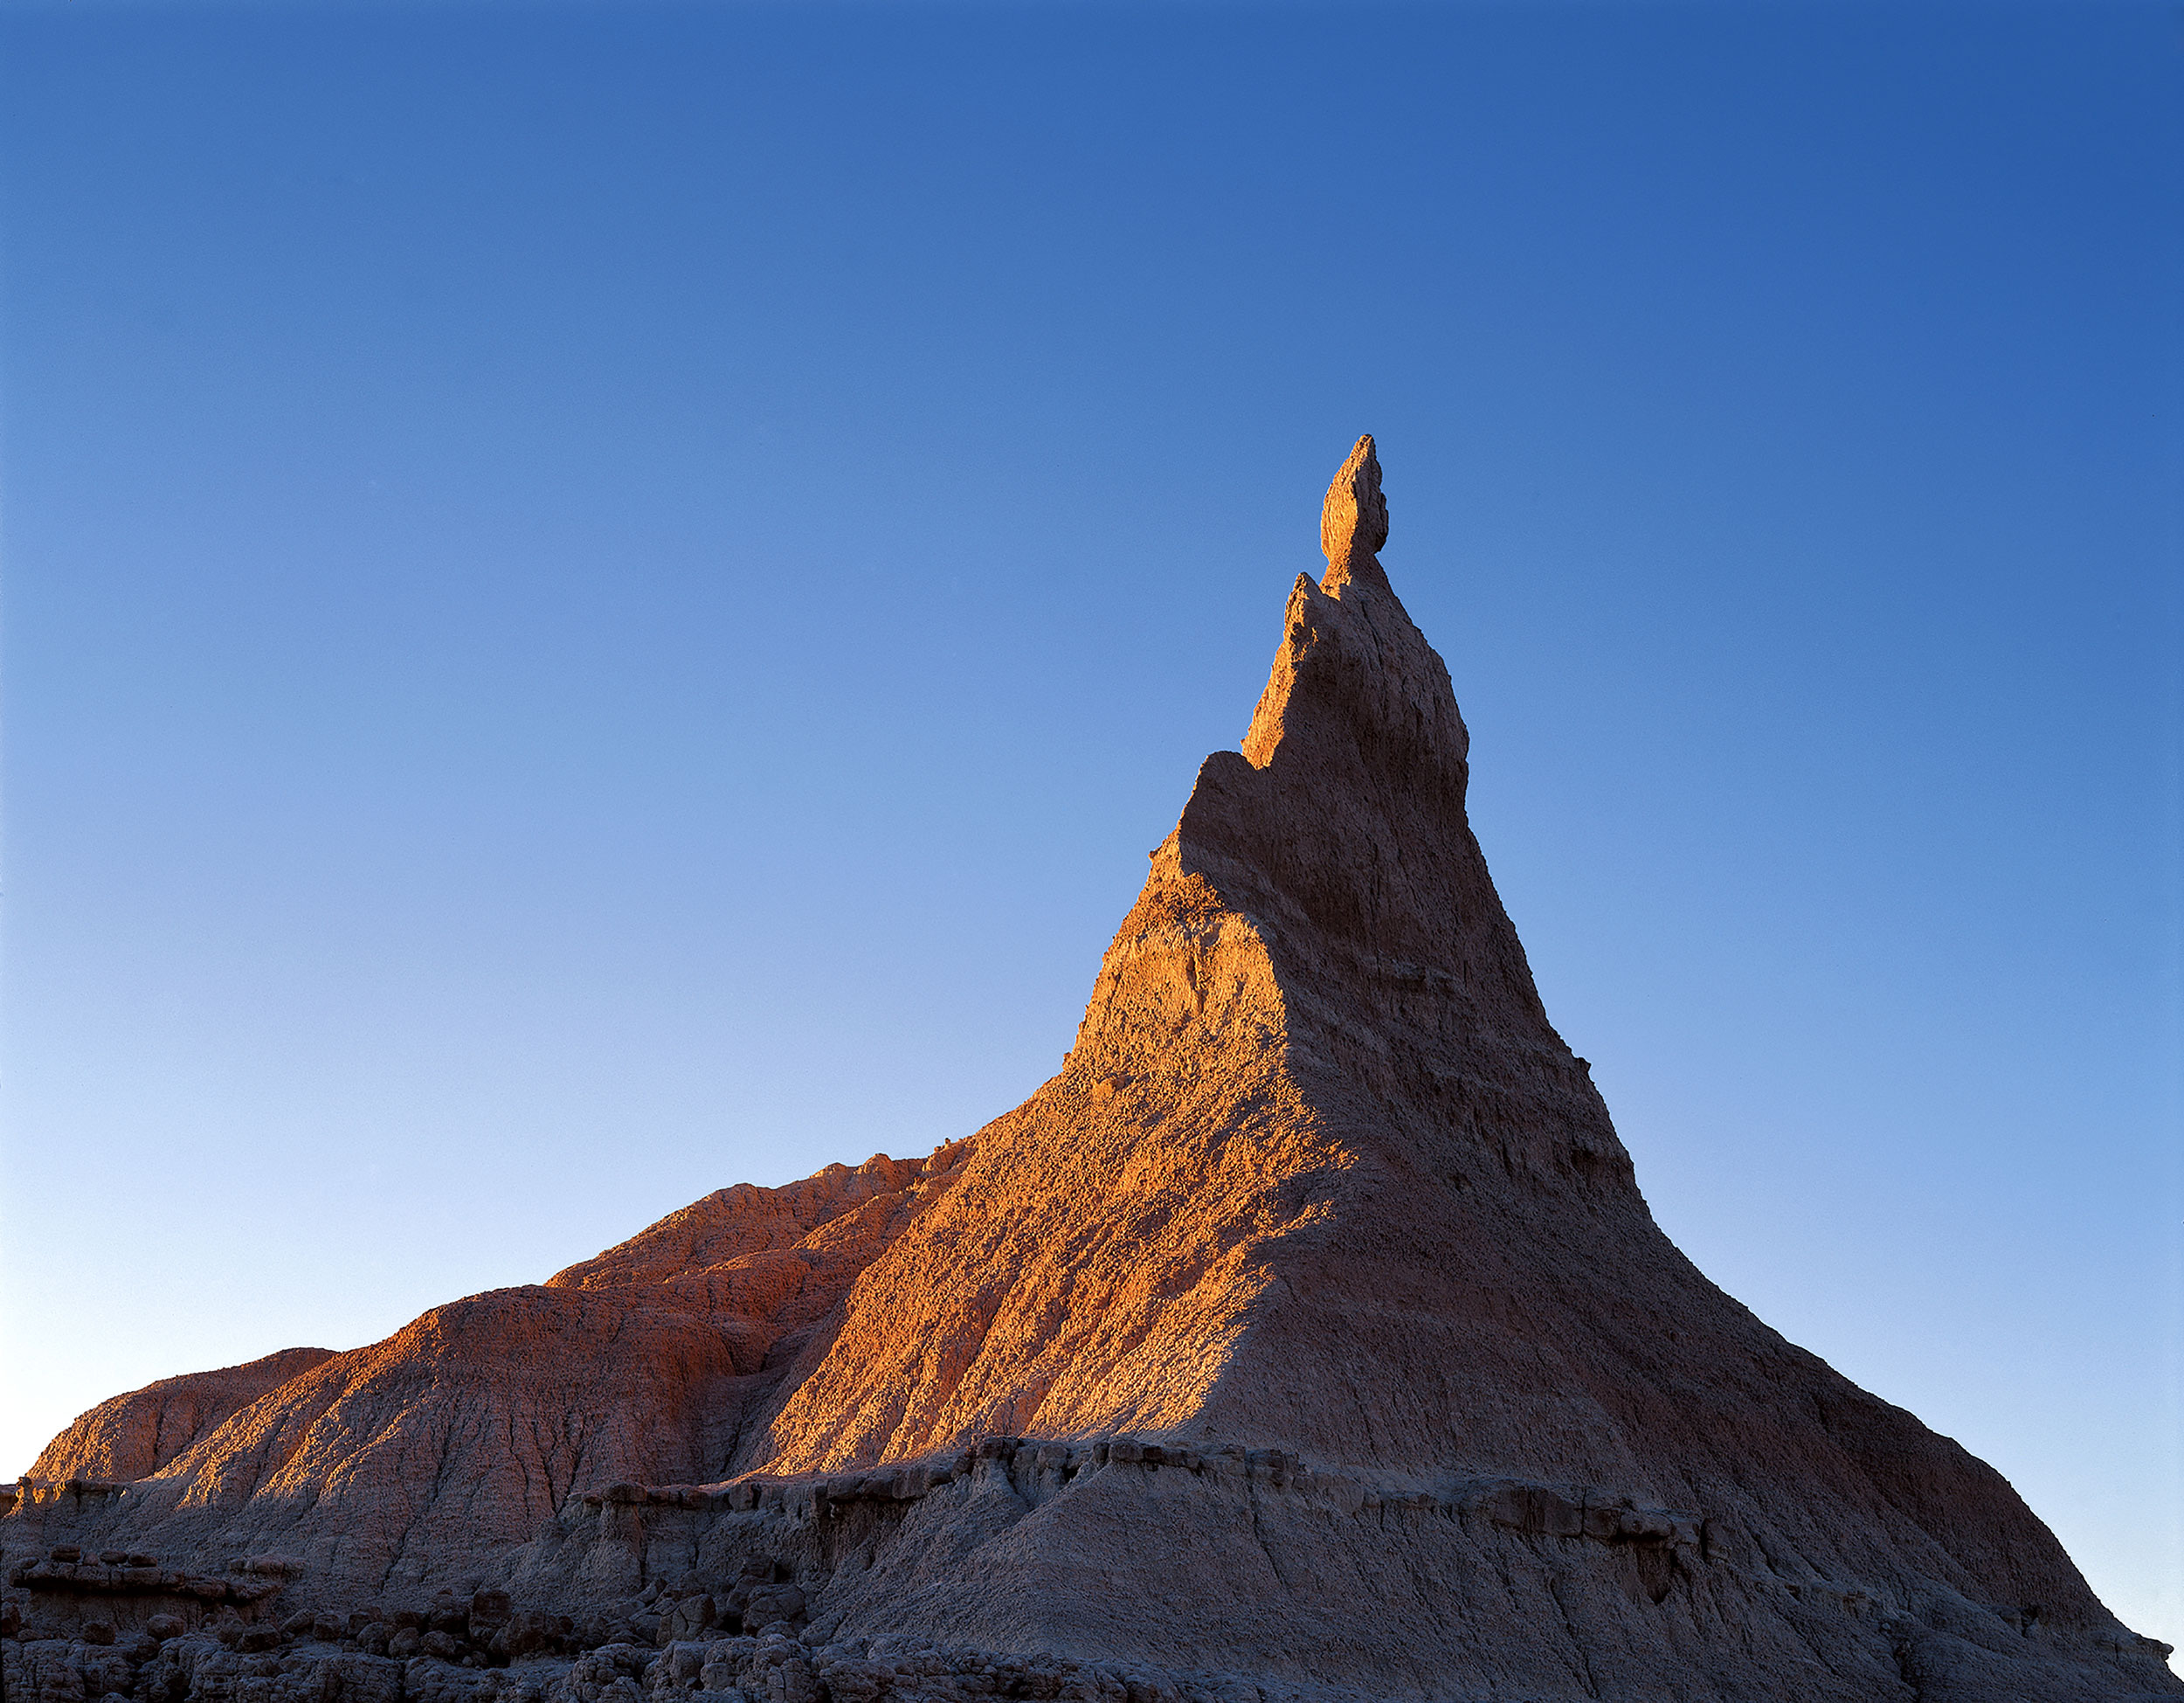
2, 0, 2177, 1663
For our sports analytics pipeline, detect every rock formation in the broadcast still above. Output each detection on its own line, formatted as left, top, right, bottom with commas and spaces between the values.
7, 439, 2175, 1703
28, 1350, 336, 1488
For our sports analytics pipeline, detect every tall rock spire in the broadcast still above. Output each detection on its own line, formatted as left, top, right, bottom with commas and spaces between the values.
8, 437, 2170, 1703
739, 434, 1604, 1477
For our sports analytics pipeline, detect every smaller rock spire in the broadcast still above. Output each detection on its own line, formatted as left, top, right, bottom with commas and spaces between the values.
1320, 434, 1389, 588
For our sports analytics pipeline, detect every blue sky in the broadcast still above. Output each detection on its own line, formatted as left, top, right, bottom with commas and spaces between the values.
2, 0, 2178, 1660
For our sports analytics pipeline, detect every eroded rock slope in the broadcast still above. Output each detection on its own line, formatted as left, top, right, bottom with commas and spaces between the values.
8, 440, 2174, 1702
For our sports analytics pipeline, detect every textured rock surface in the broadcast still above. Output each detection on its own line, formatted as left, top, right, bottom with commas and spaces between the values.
6, 1149, 974, 1604
6, 439, 2174, 1700
31, 1350, 336, 1486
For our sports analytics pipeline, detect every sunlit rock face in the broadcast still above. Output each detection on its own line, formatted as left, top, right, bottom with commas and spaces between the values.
29, 1350, 338, 1488
6, 440, 2174, 1703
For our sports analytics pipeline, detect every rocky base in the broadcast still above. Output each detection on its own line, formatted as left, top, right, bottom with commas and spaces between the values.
6, 1431, 2179, 1703
3, 1630, 1276, 1703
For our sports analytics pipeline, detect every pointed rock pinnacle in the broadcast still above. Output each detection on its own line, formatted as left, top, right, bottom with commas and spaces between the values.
14, 437, 2160, 1703
1320, 433, 1389, 585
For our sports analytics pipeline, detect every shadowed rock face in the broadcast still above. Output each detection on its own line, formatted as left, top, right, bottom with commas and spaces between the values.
6, 440, 2174, 1702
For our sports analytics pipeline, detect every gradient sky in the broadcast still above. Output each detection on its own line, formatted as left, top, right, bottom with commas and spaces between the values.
2, 0, 2178, 1664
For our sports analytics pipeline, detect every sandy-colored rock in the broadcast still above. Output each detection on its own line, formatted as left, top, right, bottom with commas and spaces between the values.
6, 1150, 973, 1603
29, 1349, 335, 1485
5, 438, 2174, 1700
1318, 430, 1388, 578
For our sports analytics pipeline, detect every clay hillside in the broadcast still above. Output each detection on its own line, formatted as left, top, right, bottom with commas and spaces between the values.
7, 440, 2174, 1703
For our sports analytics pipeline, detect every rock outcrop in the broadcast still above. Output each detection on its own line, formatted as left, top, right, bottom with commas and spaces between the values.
6, 1148, 975, 1609
7, 439, 2174, 1702
31, 1350, 336, 1487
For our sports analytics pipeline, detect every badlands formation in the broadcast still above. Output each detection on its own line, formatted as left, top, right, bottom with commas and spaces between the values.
7, 440, 2175, 1703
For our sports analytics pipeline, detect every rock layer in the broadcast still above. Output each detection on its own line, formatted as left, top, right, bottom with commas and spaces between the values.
6, 439, 2174, 1701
